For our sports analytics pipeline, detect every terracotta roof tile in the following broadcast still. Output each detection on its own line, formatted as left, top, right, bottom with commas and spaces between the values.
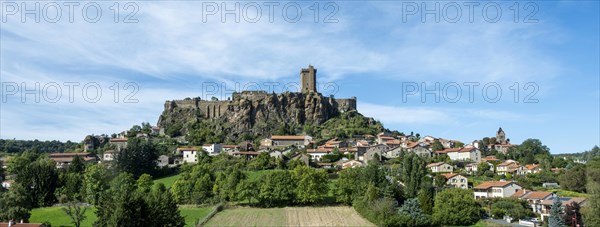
474, 181, 517, 189
522, 191, 553, 200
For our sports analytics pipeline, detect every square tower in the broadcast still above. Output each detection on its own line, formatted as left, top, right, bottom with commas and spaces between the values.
300, 65, 317, 93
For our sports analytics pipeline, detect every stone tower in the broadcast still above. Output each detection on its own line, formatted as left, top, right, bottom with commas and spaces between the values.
300, 65, 317, 93
496, 127, 506, 144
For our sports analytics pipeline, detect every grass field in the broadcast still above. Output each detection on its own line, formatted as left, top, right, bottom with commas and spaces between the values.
30, 206, 97, 227
205, 206, 374, 226
29, 206, 211, 227
180, 207, 214, 227
153, 173, 183, 188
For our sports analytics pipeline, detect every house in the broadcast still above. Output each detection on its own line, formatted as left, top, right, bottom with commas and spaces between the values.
496, 160, 520, 175
441, 173, 468, 189
383, 146, 403, 159
202, 144, 222, 156
109, 137, 128, 151
517, 164, 541, 176
405, 142, 432, 158
307, 148, 330, 161
222, 145, 240, 154
364, 147, 385, 163
465, 162, 493, 175
519, 191, 555, 214
435, 147, 481, 162
291, 153, 311, 166
262, 135, 313, 148
102, 150, 115, 162
427, 162, 454, 173
324, 138, 348, 148
48, 153, 97, 169
178, 147, 199, 163
157, 155, 170, 167
473, 181, 522, 199
539, 197, 587, 222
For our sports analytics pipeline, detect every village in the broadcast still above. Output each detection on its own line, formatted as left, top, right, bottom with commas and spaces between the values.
1, 125, 589, 226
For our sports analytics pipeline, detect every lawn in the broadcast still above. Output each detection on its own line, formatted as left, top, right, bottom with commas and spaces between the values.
29, 206, 211, 227
153, 173, 182, 188
205, 206, 374, 226
30, 206, 97, 227
179, 207, 214, 227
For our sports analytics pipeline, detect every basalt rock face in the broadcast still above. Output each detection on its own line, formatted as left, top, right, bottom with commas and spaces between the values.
157, 91, 361, 142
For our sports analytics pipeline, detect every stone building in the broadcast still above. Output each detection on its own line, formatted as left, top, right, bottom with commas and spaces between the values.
300, 65, 317, 93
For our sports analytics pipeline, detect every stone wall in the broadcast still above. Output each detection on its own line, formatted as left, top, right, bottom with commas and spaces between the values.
335, 97, 357, 113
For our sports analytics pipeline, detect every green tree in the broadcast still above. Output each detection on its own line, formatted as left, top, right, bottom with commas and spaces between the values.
549, 196, 566, 227
236, 179, 258, 204
62, 201, 87, 227
477, 162, 491, 175
94, 173, 150, 227
136, 173, 154, 194
417, 186, 434, 215
248, 152, 275, 170
431, 140, 444, 151
582, 157, 600, 226
402, 153, 427, 198
432, 188, 481, 226
12, 156, 58, 207
490, 198, 533, 220
114, 138, 159, 178
291, 165, 328, 204
145, 183, 185, 227
69, 155, 86, 174
0, 183, 31, 222
397, 198, 432, 226
559, 164, 587, 193
60, 172, 84, 202
506, 138, 550, 164
258, 170, 295, 207
83, 164, 110, 205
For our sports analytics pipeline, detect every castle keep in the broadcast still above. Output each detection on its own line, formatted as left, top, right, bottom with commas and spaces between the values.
163, 66, 357, 120
300, 65, 317, 93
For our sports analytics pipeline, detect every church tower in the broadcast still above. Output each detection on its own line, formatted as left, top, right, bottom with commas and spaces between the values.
300, 65, 317, 93
496, 127, 506, 144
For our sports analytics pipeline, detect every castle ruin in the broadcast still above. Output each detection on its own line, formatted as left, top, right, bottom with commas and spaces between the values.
164, 66, 357, 120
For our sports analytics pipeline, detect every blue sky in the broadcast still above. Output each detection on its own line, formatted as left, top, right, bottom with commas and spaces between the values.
1, 1, 598, 154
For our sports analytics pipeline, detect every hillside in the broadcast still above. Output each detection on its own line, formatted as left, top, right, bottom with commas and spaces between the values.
156, 91, 383, 144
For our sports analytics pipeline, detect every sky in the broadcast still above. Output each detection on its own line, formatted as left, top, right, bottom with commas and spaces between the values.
1, 1, 598, 154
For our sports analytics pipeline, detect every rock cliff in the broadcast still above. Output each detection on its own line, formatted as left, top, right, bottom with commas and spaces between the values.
157, 91, 381, 143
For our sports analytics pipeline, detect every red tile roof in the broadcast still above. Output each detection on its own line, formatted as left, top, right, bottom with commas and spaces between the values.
511, 189, 532, 198
177, 147, 198, 151
524, 164, 540, 170
482, 156, 499, 161
474, 181, 516, 189
441, 173, 459, 179
522, 191, 553, 200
